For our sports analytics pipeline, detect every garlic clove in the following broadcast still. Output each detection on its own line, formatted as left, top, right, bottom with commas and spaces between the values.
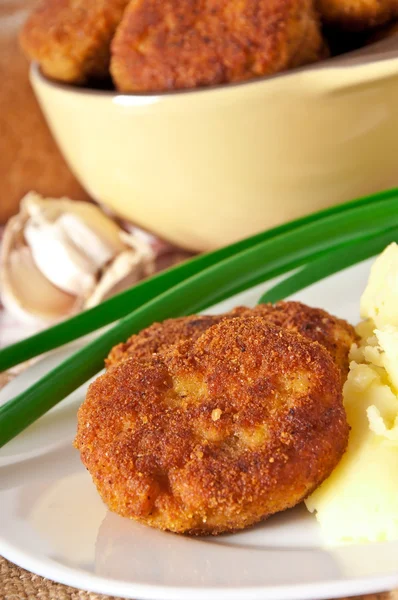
57, 213, 118, 269
22, 192, 128, 297
85, 249, 155, 308
1, 245, 79, 326
24, 218, 97, 296
67, 202, 126, 255
0, 192, 157, 326
24, 192, 126, 254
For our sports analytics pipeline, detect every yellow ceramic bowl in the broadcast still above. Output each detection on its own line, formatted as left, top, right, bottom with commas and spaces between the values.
31, 38, 398, 252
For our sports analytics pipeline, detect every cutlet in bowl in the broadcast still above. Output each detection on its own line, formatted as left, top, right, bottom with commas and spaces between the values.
20, 0, 130, 84
110, 0, 325, 92
75, 315, 349, 535
317, 0, 398, 30
22, 0, 398, 251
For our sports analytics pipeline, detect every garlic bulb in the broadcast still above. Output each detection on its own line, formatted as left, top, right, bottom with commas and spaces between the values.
0, 192, 155, 325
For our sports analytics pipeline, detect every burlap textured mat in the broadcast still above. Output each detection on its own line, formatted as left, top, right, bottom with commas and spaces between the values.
0, 555, 124, 600
0, 554, 396, 600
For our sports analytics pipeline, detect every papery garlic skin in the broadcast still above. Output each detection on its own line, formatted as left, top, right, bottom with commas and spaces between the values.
0, 192, 155, 325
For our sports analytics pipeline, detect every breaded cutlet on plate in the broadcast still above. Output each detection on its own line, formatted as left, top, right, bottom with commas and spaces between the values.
75, 316, 348, 534
106, 301, 357, 380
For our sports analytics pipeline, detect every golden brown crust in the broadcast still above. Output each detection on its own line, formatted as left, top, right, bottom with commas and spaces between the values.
110, 0, 325, 92
105, 314, 229, 368
106, 301, 357, 380
232, 301, 358, 379
75, 316, 348, 535
317, 0, 398, 31
20, 0, 130, 84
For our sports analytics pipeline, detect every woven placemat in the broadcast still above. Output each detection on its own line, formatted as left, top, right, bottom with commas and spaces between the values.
0, 555, 397, 600
0, 555, 125, 600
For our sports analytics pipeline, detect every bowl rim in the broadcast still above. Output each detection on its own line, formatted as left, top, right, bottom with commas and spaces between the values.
30, 60, 318, 99
30, 36, 397, 100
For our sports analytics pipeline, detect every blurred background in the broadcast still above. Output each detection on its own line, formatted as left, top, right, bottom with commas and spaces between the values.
0, 0, 92, 225
1, 0, 398, 348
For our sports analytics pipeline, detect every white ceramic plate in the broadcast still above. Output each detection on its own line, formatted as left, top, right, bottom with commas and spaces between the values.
1, 258, 398, 600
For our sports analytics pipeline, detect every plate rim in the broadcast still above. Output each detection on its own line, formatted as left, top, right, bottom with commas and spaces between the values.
2, 535, 398, 600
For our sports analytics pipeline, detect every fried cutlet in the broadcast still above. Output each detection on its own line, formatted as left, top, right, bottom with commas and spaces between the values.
106, 301, 357, 380
232, 301, 358, 378
110, 0, 326, 92
20, 0, 130, 84
106, 313, 228, 368
75, 316, 348, 534
317, 0, 398, 31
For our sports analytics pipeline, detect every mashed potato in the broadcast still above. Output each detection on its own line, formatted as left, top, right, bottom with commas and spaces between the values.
305, 243, 398, 544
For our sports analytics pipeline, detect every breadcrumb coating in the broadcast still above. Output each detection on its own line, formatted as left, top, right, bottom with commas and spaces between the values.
20, 0, 130, 83
106, 314, 227, 368
110, 0, 326, 92
106, 301, 358, 379
75, 316, 348, 534
232, 301, 358, 378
